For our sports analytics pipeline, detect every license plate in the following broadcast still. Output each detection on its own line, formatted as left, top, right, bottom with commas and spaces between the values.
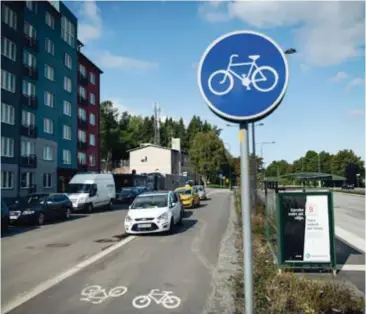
10, 216, 18, 220
139, 223, 151, 228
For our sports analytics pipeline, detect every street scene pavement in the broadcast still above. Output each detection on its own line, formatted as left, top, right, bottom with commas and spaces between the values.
2, 189, 232, 314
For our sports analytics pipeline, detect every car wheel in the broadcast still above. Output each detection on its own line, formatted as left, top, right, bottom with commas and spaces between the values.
2, 218, 9, 233
87, 203, 93, 213
65, 208, 71, 220
168, 218, 175, 234
178, 211, 183, 225
107, 200, 113, 210
37, 212, 45, 226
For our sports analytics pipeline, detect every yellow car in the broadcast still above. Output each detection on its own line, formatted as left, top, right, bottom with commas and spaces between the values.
174, 186, 200, 209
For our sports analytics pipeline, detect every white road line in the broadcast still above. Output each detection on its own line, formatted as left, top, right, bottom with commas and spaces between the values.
2, 236, 136, 314
336, 264, 366, 271
335, 226, 365, 254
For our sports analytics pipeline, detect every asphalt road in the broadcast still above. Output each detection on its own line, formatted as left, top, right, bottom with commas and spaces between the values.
2, 189, 232, 314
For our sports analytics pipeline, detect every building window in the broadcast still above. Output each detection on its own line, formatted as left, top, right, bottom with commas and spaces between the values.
24, 22, 36, 39
89, 113, 96, 125
21, 172, 34, 188
63, 149, 71, 165
1, 137, 14, 157
21, 140, 35, 156
79, 86, 86, 99
79, 64, 86, 77
22, 110, 35, 126
78, 108, 86, 120
1, 171, 14, 189
22, 80, 36, 96
64, 53, 72, 69
90, 93, 95, 105
44, 64, 54, 81
1, 37, 16, 61
63, 125, 71, 140
89, 155, 96, 167
43, 145, 53, 161
78, 130, 86, 142
1, 70, 16, 93
89, 72, 96, 85
26, 1, 37, 12
61, 16, 75, 47
23, 50, 36, 67
64, 76, 72, 92
43, 173, 52, 188
78, 152, 86, 164
2, 5, 17, 30
43, 118, 54, 134
1, 103, 15, 125
63, 100, 71, 116
44, 91, 55, 107
45, 38, 54, 55
45, 12, 55, 29
89, 134, 95, 146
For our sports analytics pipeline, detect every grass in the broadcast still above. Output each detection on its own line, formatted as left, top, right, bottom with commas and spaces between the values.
231, 191, 365, 314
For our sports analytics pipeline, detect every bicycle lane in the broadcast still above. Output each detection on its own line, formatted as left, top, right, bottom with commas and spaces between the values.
7, 190, 232, 314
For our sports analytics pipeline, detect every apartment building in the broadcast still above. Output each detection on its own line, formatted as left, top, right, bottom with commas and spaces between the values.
76, 46, 103, 173
1, 1, 80, 200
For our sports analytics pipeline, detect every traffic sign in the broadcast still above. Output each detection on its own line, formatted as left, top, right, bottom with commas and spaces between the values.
197, 30, 289, 123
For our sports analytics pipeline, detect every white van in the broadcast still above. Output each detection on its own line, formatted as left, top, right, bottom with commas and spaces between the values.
66, 174, 116, 212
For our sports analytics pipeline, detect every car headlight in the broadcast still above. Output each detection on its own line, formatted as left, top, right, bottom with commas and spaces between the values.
22, 209, 35, 215
125, 215, 132, 222
157, 212, 169, 221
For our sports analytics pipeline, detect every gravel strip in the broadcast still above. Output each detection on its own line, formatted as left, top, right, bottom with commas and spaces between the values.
202, 192, 239, 314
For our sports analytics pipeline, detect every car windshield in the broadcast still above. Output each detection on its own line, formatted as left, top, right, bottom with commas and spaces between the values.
16, 195, 48, 205
175, 189, 192, 195
130, 195, 168, 209
196, 186, 204, 191
66, 184, 92, 194
121, 188, 133, 193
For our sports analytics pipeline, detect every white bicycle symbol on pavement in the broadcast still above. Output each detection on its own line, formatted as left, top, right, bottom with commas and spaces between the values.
208, 54, 279, 96
80, 285, 128, 304
132, 289, 181, 309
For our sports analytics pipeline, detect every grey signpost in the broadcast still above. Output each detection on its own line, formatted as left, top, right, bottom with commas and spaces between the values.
198, 30, 289, 314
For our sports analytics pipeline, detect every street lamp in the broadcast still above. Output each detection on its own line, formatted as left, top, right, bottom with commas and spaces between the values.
257, 141, 276, 161
285, 48, 297, 55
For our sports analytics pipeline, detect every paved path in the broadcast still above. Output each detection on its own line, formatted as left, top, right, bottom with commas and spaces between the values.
2, 189, 233, 314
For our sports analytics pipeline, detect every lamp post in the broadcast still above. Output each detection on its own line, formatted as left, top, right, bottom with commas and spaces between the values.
251, 122, 264, 212
223, 142, 233, 190
258, 141, 276, 161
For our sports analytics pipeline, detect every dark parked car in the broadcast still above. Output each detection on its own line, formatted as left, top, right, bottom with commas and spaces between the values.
1, 200, 10, 233
8, 193, 73, 226
116, 187, 140, 204
342, 183, 355, 190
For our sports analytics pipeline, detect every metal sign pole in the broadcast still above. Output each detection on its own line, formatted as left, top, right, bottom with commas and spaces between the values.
251, 122, 257, 214
240, 122, 254, 314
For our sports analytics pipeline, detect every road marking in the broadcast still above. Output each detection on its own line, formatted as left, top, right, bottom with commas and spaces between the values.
80, 285, 128, 304
2, 236, 136, 314
336, 264, 366, 271
335, 226, 365, 253
132, 289, 181, 309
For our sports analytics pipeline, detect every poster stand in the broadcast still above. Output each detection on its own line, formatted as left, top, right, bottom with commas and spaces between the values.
276, 190, 337, 275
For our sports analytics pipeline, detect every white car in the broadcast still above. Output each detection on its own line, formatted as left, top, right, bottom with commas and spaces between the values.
124, 191, 183, 234
195, 185, 207, 200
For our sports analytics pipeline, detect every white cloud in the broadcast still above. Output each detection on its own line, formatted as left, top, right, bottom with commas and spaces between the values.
349, 109, 365, 117
78, 1, 102, 43
346, 77, 365, 91
330, 71, 348, 82
199, 1, 365, 67
97, 51, 158, 70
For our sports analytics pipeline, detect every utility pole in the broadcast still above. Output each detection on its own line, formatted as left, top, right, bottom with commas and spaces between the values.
153, 102, 161, 145
251, 123, 257, 213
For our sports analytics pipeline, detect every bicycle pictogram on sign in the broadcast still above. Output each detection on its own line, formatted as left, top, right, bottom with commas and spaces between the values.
208, 54, 279, 96
80, 285, 128, 304
132, 289, 181, 309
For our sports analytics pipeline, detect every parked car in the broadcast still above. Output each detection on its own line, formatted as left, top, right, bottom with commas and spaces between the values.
1, 200, 10, 233
8, 193, 73, 226
124, 191, 183, 234
116, 187, 140, 204
194, 185, 207, 200
341, 183, 355, 190
174, 186, 200, 208
67, 173, 116, 212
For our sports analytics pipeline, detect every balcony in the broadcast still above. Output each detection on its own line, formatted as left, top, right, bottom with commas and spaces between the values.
77, 117, 88, 129
20, 125, 37, 138
78, 96, 88, 107
77, 162, 88, 172
20, 154, 37, 168
78, 73, 89, 86
77, 140, 88, 150
23, 65, 38, 80
22, 95, 37, 109
24, 35, 38, 52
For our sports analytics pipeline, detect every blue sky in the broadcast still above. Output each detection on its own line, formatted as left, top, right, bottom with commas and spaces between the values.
66, 1, 365, 164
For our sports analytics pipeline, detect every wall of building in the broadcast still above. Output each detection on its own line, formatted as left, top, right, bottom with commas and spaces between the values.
129, 146, 172, 175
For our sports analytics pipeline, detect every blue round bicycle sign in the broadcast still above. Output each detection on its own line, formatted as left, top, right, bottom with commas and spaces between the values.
197, 30, 289, 122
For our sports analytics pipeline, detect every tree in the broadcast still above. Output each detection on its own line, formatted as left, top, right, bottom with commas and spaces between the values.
189, 131, 227, 185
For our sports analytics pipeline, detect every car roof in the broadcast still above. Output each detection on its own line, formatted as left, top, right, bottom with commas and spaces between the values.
175, 186, 191, 191
136, 191, 169, 197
